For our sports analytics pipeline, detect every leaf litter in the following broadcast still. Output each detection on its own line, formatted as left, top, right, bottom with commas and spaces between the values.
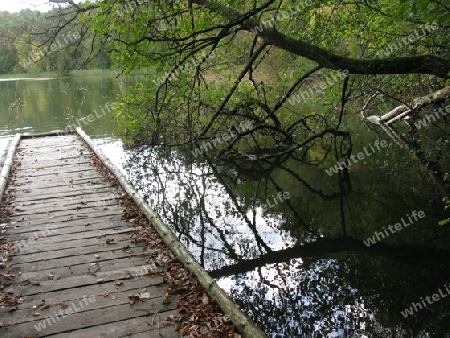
120, 196, 240, 337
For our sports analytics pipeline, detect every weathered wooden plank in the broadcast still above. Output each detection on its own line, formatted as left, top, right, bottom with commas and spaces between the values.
13, 165, 101, 178
12, 183, 110, 196
12, 193, 120, 208
14, 149, 87, 161
19, 188, 119, 201
18, 150, 87, 158
11, 198, 120, 211
10, 228, 132, 249
127, 326, 180, 338
8, 229, 136, 253
5, 263, 151, 297
5, 217, 125, 237
8, 238, 146, 263
11, 256, 156, 284
19, 140, 81, 148
14, 172, 105, 183
19, 140, 84, 148
3, 214, 125, 234
7, 222, 138, 246
15, 163, 95, 175
5, 216, 125, 237
8, 207, 124, 222
12, 179, 111, 196
10, 196, 121, 215
19, 140, 77, 148
15, 146, 82, 155
10, 243, 142, 272
19, 135, 78, 144
17, 146, 86, 156
1, 274, 166, 318
13, 185, 117, 202
11, 273, 163, 305
5, 259, 159, 295
12, 234, 124, 254
0, 293, 177, 338
49, 314, 180, 338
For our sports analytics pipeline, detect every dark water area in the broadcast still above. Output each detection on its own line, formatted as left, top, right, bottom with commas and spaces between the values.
123, 137, 450, 337
1, 76, 450, 337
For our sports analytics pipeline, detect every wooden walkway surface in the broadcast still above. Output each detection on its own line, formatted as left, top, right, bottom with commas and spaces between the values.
0, 135, 180, 337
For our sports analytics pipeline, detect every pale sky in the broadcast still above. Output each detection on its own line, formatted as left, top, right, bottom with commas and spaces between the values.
0, 0, 56, 13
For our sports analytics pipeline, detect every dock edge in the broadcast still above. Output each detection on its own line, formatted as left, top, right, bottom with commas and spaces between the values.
0, 134, 21, 205
76, 127, 267, 338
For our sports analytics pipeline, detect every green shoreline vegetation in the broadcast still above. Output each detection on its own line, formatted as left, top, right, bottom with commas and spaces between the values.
0, 69, 119, 79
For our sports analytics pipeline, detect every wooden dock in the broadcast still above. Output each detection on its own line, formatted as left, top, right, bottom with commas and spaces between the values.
0, 131, 266, 338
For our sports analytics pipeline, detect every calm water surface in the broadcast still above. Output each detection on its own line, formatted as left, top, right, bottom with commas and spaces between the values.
1, 75, 449, 337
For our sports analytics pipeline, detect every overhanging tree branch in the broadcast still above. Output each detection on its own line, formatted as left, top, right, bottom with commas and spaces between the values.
192, 0, 450, 78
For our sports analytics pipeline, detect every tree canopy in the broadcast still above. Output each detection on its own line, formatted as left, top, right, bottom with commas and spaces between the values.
7, 1, 450, 186
41, 1, 447, 147
0, 8, 112, 74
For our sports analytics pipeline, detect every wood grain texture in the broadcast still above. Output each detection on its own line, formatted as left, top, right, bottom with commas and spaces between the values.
0, 135, 180, 338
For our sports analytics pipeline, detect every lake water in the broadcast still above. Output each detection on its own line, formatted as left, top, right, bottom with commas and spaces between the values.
1, 75, 449, 337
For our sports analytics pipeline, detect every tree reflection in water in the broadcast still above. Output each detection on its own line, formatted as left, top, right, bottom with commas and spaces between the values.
123, 132, 450, 336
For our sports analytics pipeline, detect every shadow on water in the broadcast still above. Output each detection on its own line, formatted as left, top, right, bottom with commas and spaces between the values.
123, 124, 450, 337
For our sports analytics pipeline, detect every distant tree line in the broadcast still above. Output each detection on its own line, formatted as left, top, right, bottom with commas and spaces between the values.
0, 9, 112, 75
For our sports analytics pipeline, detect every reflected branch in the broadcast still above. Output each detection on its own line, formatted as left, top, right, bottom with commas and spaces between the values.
210, 236, 450, 278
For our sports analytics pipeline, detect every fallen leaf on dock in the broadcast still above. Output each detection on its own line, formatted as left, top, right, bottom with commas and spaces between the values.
88, 262, 100, 275
128, 292, 151, 302
40, 302, 61, 310
20, 280, 40, 286
47, 272, 59, 280
21, 333, 35, 338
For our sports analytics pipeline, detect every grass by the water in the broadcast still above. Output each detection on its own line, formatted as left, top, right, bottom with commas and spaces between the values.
0, 69, 119, 79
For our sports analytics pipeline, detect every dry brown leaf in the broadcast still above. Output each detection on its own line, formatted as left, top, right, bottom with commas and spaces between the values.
47, 272, 59, 281
179, 326, 189, 335
21, 333, 35, 338
88, 262, 100, 275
